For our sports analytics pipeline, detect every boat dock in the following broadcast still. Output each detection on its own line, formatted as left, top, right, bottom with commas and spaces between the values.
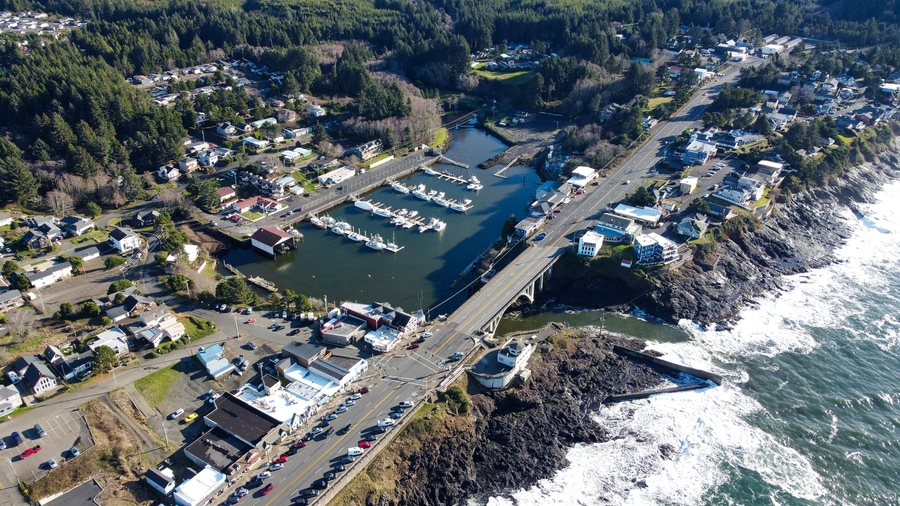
222, 263, 278, 292
493, 155, 520, 179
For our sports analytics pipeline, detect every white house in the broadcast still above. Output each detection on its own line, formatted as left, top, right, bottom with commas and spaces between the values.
216, 122, 237, 137
89, 327, 129, 356
197, 150, 219, 167
317, 166, 355, 185
578, 230, 604, 257
0, 385, 22, 416
158, 164, 181, 182
305, 104, 326, 117
679, 176, 699, 195
24, 261, 73, 289
715, 187, 751, 206
110, 227, 141, 253
677, 216, 709, 239
145, 468, 176, 496
633, 233, 679, 265
23, 362, 57, 395
681, 140, 718, 165
243, 137, 270, 150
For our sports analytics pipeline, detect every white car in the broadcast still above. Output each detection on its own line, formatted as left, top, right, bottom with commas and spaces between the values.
400, 400, 415, 408
256, 471, 271, 480
377, 418, 395, 427
347, 447, 364, 456
270, 463, 284, 471
422, 332, 433, 338
169, 409, 184, 420
350, 393, 362, 401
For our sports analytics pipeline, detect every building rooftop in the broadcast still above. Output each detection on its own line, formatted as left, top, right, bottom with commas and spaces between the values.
184, 427, 253, 472
173, 466, 226, 506
205, 393, 283, 446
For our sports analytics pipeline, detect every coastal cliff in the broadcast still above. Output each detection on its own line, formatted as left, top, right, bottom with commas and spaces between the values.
545, 147, 900, 326
332, 332, 668, 506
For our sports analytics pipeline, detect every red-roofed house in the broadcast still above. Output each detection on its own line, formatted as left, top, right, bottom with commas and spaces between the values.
250, 227, 296, 256
217, 187, 237, 203
229, 196, 279, 214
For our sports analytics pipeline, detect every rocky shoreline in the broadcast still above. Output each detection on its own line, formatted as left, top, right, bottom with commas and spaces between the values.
344, 331, 668, 506
544, 145, 900, 326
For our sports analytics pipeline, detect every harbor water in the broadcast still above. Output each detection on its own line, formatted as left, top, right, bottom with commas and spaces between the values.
479, 179, 900, 505
223, 126, 541, 314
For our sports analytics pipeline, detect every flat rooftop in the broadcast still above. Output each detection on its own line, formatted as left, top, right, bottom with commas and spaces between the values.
205, 393, 283, 446
185, 426, 253, 472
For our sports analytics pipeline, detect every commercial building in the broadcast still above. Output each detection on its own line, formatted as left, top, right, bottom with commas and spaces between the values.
594, 213, 641, 243
681, 140, 718, 165
564, 166, 598, 190
577, 230, 604, 257
633, 233, 679, 265
250, 227, 296, 257
173, 466, 226, 506
321, 314, 368, 347
613, 204, 662, 226
203, 392, 289, 450
317, 166, 355, 185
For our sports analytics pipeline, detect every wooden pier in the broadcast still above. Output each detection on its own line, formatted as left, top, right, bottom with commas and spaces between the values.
222, 263, 278, 292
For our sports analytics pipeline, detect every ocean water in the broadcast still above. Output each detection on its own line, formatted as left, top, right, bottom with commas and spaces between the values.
478, 179, 900, 506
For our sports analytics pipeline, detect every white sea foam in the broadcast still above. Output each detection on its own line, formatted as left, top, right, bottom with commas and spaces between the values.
479, 181, 900, 506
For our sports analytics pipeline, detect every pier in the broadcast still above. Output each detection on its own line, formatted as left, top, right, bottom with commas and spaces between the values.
493, 155, 520, 179
435, 154, 469, 169
222, 262, 278, 292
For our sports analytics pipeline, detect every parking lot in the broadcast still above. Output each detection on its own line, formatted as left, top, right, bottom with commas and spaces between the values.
0, 409, 93, 486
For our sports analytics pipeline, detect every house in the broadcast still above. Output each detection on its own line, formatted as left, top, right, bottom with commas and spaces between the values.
578, 230, 604, 257
73, 246, 100, 262
158, 164, 181, 182
89, 327, 129, 356
23, 362, 58, 395
216, 122, 237, 137
145, 467, 176, 496
309, 158, 340, 171
594, 213, 641, 243
756, 160, 784, 185
186, 141, 211, 154
242, 137, 270, 150
197, 150, 219, 167
0, 385, 22, 416
133, 210, 160, 227
715, 186, 752, 206
613, 204, 662, 226
59, 215, 95, 237
564, 166, 598, 190
250, 227, 296, 256
514, 217, 543, 238
236, 122, 253, 134
835, 115, 865, 132
0, 289, 24, 312
21, 230, 50, 249
105, 305, 128, 323
599, 102, 622, 122
123, 294, 155, 315
9, 356, 42, 383
737, 175, 766, 200
250, 118, 277, 130
305, 104, 326, 117
229, 196, 279, 214
346, 140, 382, 161
178, 157, 199, 173
679, 176, 699, 195
677, 215, 709, 239
216, 187, 236, 203
197, 343, 235, 378
681, 140, 718, 165
46, 347, 93, 382
633, 233, 679, 265
110, 227, 141, 253
24, 261, 73, 289
276, 108, 297, 122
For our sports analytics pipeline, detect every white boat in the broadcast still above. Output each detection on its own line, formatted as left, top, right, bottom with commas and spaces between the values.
412, 185, 431, 201
391, 182, 410, 194
406, 210, 418, 218
424, 167, 438, 176
393, 217, 409, 227
402, 220, 415, 229
419, 217, 437, 233
450, 199, 472, 213
466, 182, 484, 191
365, 234, 385, 251
433, 220, 447, 232
480, 268, 497, 283
373, 206, 393, 218
320, 215, 337, 227
433, 194, 450, 207
384, 234, 403, 253
354, 200, 374, 211
397, 208, 408, 217
331, 221, 351, 235
310, 217, 326, 229
347, 230, 366, 242
469, 175, 480, 184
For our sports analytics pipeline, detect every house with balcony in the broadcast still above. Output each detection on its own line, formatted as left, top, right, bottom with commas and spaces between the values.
578, 230, 604, 257
633, 233, 679, 265
681, 140, 718, 165
110, 227, 141, 253
158, 164, 181, 182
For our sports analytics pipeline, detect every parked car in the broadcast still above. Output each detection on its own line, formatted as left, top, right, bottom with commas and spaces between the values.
331, 464, 346, 472
273, 454, 288, 464
235, 487, 249, 497
358, 387, 369, 394
408, 342, 420, 350
389, 411, 403, 419
362, 433, 378, 442
400, 400, 415, 408
260, 483, 274, 495
334, 406, 347, 414
323, 471, 336, 481
255, 471, 271, 481
311, 479, 329, 490
291, 440, 308, 449
533, 232, 546, 241
19, 446, 41, 459
168, 409, 184, 420
288, 329, 301, 336
343, 400, 356, 407
350, 393, 362, 401
270, 463, 284, 471
422, 332, 433, 338
0, 440, 6, 450
325, 413, 338, 421
183, 413, 198, 423
47, 458, 58, 469
377, 418, 395, 427
245, 318, 257, 324
11, 431, 23, 446
373, 426, 387, 434
34, 424, 46, 438
358, 441, 372, 448
247, 342, 257, 350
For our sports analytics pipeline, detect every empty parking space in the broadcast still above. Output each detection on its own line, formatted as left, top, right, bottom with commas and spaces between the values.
0, 410, 92, 485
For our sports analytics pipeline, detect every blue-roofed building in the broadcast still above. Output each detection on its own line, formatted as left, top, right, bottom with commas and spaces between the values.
196, 344, 235, 379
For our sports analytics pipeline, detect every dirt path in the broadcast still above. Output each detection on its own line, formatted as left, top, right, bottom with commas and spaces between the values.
100, 393, 166, 465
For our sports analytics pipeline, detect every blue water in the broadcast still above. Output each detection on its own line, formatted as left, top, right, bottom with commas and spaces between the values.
480, 180, 900, 506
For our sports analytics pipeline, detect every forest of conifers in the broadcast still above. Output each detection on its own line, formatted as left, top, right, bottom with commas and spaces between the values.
0, 0, 899, 209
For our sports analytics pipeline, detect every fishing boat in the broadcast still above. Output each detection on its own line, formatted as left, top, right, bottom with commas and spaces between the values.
450, 199, 472, 213
433, 192, 450, 207
331, 221, 351, 235
412, 185, 431, 201
320, 215, 337, 228
480, 268, 497, 283
365, 234, 385, 251
466, 182, 484, 191
384, 234, 403, 253
424, 167, 438, 176
310, 216, 326, 229
391, 182, 410, 194
397, 208, 408, 217
347, 229, 366, 242
373, 206, 393, 218
433, 220, 447, 232
402, 220, 415, 229
406, 210, 418, 219
418, 217, 438, 233
354, 200, 374, 211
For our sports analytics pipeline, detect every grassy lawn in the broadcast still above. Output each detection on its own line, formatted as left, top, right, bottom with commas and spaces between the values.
472, 68, 534, 86
433, 127, 448, 147
134, 364, 182, 410
647, 96, 673, 109
178, 315, 217, 340
107, 217, 122, 228
242, 211, 264, 221
71, 229, 109, 245
362, 153, 392, 168
837, 134, 855, 145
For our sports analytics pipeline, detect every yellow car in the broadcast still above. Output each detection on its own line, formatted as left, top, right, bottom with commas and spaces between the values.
183, 413, 198, 423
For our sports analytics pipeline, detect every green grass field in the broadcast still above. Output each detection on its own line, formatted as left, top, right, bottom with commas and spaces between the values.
647, 96, 673, 109
472, 68, 534, 87
134, 365, 182, 409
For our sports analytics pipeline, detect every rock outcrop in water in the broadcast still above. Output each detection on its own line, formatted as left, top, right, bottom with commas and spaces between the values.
546, 148, 900, 325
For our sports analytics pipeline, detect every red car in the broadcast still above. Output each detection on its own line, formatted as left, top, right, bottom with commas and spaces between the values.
358, 441, 372, 448
291, 440, 307, 449
408, 342, 419, 350
19, 446, 41, 459
260, 483, 274, 495
245, 318, 257, 324
273, 454, 288, 464
358, 387, 369, 394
